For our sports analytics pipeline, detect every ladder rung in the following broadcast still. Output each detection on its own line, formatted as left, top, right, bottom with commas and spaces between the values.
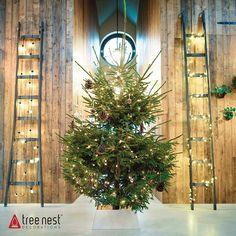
20, 34, 40, 40
190, 114, 210, 120
17, 116, 38, 121
186, 34, 204, 38
12, 159, 40, 164
192, 182, 209, 187
190, 93, 208, 98
10, 181, 40, 186
18, 55, 40, 59
190, 137, 210, 142
188, 73, 207, 78
17, 75, 39, 79
15, 138, 38, 142
192, 159, 211, 164
17, 95, 38, 100
187, 53, 206, 57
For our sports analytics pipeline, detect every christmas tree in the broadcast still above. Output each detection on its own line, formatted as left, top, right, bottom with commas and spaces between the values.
61, 1, 176, 212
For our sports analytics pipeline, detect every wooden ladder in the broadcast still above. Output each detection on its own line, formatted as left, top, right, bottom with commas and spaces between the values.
4, 22, 44, 207
182, 11, 217, 210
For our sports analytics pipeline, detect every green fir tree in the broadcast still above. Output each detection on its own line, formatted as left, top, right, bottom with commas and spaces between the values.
61, 0, 177, 212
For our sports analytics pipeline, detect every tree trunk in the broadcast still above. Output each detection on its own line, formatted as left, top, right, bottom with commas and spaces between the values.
112, 205, 120, 210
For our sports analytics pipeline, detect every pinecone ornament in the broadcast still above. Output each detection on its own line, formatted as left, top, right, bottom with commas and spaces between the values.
156, 182, 165, 192
85, 79, 93, 90
99, 111, 109, 121
127, 97, 132, 104
97, 144, 106, 154
140, 122, 144, 133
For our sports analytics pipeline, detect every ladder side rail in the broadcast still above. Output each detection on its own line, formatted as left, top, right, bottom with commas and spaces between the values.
201, 11, 217, 210
38, 21, 44, 207
4, 22, 21, 206
182, 14, 195, 210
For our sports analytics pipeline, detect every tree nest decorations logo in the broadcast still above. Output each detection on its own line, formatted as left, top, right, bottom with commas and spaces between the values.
8, 214, 21, 229
8, 213, 63, 230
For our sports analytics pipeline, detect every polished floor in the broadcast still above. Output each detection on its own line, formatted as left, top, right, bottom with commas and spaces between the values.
0, 196, 236, 236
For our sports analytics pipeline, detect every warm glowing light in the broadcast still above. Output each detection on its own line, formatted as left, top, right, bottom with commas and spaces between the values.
114, 86, 121, 95
21, 139, 26, 144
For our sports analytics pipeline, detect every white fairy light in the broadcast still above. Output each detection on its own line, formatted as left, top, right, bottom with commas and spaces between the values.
114, 86, 121, 95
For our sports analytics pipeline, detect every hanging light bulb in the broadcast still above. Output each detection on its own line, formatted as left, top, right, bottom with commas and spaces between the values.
30, 187, 34, 194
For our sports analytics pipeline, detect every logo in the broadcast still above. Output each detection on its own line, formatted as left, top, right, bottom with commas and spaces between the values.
8, 214, 21, 229
8, 213, 63, 230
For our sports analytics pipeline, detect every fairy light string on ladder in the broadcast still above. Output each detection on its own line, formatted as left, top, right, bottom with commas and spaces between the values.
15, 38, 39, 197
186, 30, 217, 203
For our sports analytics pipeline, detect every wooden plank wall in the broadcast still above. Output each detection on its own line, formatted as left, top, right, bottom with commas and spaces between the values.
202, 0, 236, 204
0, 0, 5, 190
39, 0, 75, 204
159, 0, 188, 204
0, 0, 99, 203
136, 0, 164, 201
136, 0, 188, 203
137, 0, 236, 203
73, 0, 100, 120
1, 0, 235, 204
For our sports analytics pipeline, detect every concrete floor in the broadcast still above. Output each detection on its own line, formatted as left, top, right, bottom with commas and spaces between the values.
0, 196, 236, 236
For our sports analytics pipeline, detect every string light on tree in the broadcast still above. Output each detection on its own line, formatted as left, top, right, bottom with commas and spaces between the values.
60, 0, 177, 212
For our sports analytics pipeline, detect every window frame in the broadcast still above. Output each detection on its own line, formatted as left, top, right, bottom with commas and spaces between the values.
100, 32, 136, 65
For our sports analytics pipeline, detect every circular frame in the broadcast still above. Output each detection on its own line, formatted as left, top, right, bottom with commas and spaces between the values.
100, 32, 136, 65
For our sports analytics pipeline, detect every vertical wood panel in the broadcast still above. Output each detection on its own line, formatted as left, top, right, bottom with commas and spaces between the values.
0, 0, 98, 203
137, 0, 236, 203
3, 0, 18, 203
0, 0, 6, 195
73, 0, 100, 119
136, 0, 166, 201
